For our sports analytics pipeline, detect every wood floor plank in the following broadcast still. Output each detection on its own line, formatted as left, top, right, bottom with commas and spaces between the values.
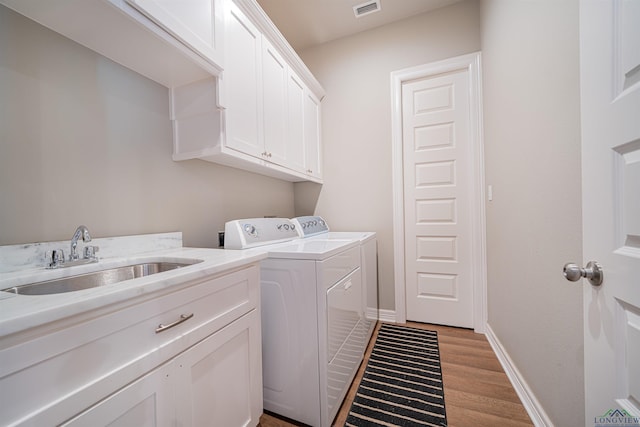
442, 373, 524, 404
446, 405, 534, 427
440, 362, 511, 387
259, 321, 533, 427
444, 388, 531, 422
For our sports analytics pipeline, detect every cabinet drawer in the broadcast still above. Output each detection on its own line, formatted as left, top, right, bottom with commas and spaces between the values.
0, 265, 259, 426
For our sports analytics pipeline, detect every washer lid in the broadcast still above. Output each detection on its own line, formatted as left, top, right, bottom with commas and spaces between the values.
264, 238, 359, 260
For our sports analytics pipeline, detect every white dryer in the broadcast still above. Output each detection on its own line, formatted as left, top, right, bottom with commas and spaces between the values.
224, 218, 365, 427
291, 216, 378, 342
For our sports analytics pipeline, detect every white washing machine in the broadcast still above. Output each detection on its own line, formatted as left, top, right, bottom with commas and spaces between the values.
224, 218, 365, 427
291, 216, 378, 342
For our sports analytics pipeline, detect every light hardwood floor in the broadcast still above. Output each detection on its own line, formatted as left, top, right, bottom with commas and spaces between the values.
260, 321, 533, 427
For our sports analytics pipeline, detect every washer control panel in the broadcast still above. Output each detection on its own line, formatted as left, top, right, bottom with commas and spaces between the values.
224, 218, 300, 249
291, 216, 329, 237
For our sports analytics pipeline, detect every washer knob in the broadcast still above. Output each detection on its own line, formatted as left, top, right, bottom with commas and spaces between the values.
243, 224, 258, 238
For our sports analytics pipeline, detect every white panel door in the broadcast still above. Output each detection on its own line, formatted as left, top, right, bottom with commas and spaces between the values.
580, 0, 640, 421
402, 69, 474, 328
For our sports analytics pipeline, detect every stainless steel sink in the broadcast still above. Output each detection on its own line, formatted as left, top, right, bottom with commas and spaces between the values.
2, 260, 203, 296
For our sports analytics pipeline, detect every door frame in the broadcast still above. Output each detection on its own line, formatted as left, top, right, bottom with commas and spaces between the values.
390, 52, 487, 333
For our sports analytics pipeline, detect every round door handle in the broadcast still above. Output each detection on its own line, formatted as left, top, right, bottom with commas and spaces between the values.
563, 261, 603, 286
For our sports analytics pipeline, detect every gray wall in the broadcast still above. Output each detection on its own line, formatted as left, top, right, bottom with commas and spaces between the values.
0, 5, 295, 247
296, 0, 482, 311
480, 0, 584, 425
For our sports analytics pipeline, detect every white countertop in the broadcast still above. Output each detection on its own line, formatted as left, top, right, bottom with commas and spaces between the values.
0, 229, 374, 338
0, 236, 266, 338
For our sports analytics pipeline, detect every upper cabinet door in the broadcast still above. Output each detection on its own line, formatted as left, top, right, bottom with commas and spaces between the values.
223, 2, 264, 158
304, 91, 322, 179
126, 0, 224, 68
262, 39, 288, 166
286, 71, 306, 174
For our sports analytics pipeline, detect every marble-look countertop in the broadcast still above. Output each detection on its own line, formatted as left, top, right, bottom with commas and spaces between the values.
0, 233, 266, 338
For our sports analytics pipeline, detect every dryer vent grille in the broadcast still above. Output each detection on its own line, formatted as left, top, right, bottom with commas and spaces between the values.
353, 0, 381, 18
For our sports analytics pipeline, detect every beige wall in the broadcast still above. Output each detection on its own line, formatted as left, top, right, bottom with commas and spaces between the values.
480, 0, 584, 425
296, 0, 481, 311
2, 2, 586, 423
0, 5, 294, 247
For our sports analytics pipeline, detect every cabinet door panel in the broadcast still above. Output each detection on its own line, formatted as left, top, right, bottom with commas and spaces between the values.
287, 72, 306, 173
224, 3, 263, 157
304, 92, 322, 178
262, 40, 288, 165
126, 0, 223, 67
175, 310, 262, 427
62, 362, 173, 427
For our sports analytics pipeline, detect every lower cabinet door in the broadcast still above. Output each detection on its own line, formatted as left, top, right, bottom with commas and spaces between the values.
62, 362, 174, 427
62, 310, 262, 427
174, 309, 263, 427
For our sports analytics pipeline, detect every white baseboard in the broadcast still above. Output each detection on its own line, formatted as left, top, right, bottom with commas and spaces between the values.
377, 309, 397, 323
484, 324, 553, 427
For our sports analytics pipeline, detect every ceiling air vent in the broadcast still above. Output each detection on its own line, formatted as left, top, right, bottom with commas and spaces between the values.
353, 0, 381, 18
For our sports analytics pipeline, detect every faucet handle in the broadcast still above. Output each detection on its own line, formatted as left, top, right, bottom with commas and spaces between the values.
46, 249, 65, 269
83, 245, 99, 261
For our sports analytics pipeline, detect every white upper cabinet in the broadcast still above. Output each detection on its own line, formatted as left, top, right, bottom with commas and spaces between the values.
171, 0, 324, 183
0, 0, 224, 87
0, 0, 324, 182
126, 0, 224, 68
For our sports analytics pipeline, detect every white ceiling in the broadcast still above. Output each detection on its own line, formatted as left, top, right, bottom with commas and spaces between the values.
256, 0, 462, 51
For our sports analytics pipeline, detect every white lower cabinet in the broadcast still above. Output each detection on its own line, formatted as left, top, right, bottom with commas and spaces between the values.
0, 265, 262, 427
63, 310, 262, 427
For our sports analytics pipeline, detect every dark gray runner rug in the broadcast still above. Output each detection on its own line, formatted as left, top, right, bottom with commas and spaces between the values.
344, 323, 447, 427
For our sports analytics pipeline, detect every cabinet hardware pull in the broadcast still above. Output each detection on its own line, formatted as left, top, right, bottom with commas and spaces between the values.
155, 313, 194, 333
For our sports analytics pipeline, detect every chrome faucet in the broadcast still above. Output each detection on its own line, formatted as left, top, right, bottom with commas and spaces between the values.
44, 225, 99, 269
70, 225, 92, 261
